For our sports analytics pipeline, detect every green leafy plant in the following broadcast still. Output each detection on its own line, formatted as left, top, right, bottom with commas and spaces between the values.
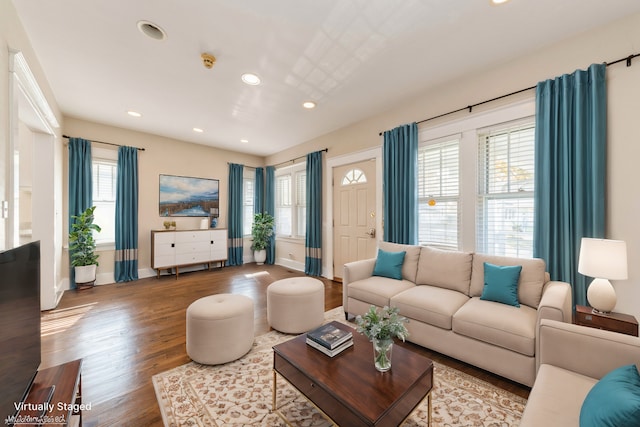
250, 212, 275, 251
356, 305, 409, 370
69, 206, 101, 267
355, 305, 409, 342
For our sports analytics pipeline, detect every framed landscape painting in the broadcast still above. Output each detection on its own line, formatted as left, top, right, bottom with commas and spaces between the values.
159, 174, 219, 217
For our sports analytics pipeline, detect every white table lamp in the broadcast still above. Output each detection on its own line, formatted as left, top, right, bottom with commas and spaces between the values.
578, 238, 628, 313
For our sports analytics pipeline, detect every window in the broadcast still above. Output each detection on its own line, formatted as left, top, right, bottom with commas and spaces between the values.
275, 164, 306, 238
477, 123, 535, 257
342, 168, 367, 185
243, 175, 254, 236
418, 137, 460, 249
92, 157, 117, 245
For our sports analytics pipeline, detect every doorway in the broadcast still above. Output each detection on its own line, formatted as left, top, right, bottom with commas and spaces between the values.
332, 160, 377, 281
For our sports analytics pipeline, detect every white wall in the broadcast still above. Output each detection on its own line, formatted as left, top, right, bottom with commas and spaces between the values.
1, 0, 65, 310
266, 13, 640, 321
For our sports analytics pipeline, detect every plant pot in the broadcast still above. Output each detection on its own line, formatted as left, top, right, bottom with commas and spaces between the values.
75, 264, 96, 289
372, 338, 393, 372
254, 249, 267, 265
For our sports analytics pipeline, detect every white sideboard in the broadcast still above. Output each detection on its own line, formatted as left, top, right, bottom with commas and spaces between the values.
151, 229, 228, 278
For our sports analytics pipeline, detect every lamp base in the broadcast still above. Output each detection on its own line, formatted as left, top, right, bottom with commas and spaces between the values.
586, 278, 617, 314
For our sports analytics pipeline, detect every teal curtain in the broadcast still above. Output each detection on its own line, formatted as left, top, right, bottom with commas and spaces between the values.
305, 151, 323, 276
227, 163, 244, 266
68, 137, 92, 289
534, 63, 606, 307
382, 123, 418, 244
265, 166, 276, 265
254, 167, 264, 214
114, 146, 138, 282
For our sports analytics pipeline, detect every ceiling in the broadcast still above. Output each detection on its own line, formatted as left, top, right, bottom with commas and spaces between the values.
12, 0, 640, 157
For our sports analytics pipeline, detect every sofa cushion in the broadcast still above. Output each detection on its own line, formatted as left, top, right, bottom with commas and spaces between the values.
480, 263, 522, 307
579, 364, 640, 427
470, 254, 546, 308
453, 297, 537, 356
378, 241, 421, 283
391, 286, 470, 330
415, 246, 473, 295
520, 364, 596, 427
347, 276, 415, 308
372, 249, 406, 280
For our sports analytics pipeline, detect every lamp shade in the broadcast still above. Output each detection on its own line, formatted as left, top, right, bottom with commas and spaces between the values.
578, 238, 628, 280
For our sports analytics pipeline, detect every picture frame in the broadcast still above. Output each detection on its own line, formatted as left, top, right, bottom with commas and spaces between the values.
159, 174, 219, 217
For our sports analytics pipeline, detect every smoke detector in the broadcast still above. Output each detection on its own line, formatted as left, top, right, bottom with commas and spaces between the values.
201, 53, 216, 69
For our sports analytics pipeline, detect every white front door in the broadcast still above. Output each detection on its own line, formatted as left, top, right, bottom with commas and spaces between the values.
333, 160, 377, 281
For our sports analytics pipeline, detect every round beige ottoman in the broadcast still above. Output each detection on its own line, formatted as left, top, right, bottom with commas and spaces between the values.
267, 277, 325, 334
186, 293, 254, 365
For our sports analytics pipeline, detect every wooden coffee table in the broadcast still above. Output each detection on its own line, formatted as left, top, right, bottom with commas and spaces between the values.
272, 321, 433, 426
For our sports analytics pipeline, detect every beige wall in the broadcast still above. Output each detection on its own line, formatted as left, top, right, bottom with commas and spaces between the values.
62, 117, 265, 282
4, 0, 640, 320
266, 13, 640, 321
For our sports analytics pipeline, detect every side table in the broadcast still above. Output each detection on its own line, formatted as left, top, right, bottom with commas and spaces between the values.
574, 305, 639, 337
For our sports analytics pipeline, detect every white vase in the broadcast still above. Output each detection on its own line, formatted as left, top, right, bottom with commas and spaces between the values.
254, 249, 267, 265
75, 264, 96, 286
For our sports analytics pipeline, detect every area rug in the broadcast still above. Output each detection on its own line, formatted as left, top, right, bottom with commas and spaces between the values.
153, 307, 526, 426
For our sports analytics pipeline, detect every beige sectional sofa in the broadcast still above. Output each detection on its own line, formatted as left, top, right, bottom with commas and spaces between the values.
343, 241, 573, 386
520, 319, 640, 426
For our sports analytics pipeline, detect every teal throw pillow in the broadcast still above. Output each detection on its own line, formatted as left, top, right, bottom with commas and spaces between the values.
372, 249, 406, 280
579, 364, 640, 427
480, 262, 522, 307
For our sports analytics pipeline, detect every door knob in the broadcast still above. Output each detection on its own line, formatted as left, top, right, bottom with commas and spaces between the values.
366, 228, 376, 238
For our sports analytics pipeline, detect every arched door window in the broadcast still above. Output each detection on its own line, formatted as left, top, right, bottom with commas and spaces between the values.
341, 168, 367, 185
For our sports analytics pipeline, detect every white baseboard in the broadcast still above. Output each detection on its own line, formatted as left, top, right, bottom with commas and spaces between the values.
276, 257, 305, 272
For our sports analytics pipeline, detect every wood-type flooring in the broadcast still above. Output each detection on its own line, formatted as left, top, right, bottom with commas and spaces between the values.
41, 264, 529, 426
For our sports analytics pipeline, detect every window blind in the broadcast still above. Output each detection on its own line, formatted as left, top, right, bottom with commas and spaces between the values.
243, 178, 254, 236
417, 138, 460, 249
477, 123, 535, 257
295, 171, 306, 238
275, 174, 292, 236
92, 159, 117, 244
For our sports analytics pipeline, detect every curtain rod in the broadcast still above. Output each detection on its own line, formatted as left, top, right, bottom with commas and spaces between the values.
378, 52, 639, 136
226, 148, 329, 170
273, 148, 328, 169
63, 134, 145, 151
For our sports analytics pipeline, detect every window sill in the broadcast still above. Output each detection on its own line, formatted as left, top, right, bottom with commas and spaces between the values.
276, 236, 305, 244
96, 242, 115, 252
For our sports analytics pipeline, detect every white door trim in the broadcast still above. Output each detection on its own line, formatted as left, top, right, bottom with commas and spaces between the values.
324, 146, 382, 280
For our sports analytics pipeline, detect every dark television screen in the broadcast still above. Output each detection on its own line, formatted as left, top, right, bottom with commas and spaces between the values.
0, 241, 41, 422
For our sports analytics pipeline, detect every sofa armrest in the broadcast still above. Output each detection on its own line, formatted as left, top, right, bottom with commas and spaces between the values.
537, 280, 572, 323
342, 258, 376, 310
535, 280, 571, 372
539, 319, 640, 380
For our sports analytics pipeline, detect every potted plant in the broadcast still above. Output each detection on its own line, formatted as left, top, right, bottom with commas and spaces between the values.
69, 206, 101, 289
251, 212, 274, 265
356, 305, 409, 372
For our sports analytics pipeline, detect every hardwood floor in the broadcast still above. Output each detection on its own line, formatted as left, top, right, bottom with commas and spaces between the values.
41, 264, 529, 426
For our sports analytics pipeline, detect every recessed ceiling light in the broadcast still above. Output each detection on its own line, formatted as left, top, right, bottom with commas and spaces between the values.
241, 73, 261, 85
302, 101, 316, 109
490, 0, 511, 4
240, 139, 249, 143
193, 128, 203, 133
127, 110, 142, 118
137, 20, 167, 41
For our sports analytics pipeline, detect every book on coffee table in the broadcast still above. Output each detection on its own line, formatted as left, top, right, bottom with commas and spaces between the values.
306, 323, 353, 349
306, 336, 353, 357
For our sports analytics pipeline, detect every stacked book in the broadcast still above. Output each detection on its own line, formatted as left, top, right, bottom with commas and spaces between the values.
306, 323, 353, 357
